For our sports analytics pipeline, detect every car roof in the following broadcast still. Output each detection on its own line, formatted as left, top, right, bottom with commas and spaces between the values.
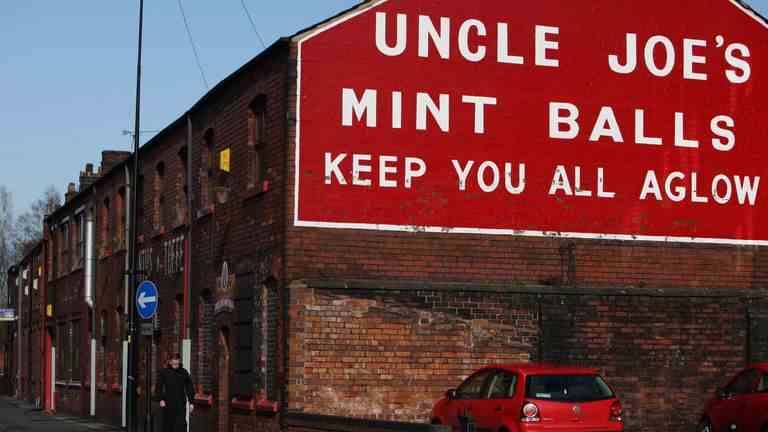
478, 363, 600, 376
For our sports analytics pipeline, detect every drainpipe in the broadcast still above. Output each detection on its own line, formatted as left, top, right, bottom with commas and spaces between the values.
17, 269, 21, 399
122, 165, 131, 428
183, 113, 194, 431
85, 196, 97, 417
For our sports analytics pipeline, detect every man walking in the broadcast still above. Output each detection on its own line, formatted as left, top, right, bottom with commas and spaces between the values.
158, 353, 195, 432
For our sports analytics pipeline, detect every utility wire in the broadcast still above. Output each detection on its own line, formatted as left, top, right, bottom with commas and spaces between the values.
240, 0, 267, 49
177, 0, 210, 89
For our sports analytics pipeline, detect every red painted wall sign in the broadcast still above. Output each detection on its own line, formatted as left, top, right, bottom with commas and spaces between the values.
295, 0, 767, 245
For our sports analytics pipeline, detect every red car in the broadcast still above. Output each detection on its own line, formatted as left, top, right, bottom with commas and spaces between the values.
699, 363, 768, 432
432, 363, 623, 432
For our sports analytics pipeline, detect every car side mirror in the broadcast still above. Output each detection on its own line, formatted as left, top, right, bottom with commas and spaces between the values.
446, 389, 457, 400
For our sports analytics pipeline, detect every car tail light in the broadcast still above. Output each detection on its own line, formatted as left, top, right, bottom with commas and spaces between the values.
521, 402, 540, 423
610, 400, 623, 422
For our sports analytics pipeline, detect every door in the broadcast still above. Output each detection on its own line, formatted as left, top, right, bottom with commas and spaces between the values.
475, 370, 518, 432
445, 370, 494, 431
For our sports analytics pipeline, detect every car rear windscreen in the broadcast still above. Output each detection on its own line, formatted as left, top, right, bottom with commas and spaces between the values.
525, 375, 614, 402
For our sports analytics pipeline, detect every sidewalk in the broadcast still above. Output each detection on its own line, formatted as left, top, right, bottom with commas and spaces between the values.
0, 397, 122, 432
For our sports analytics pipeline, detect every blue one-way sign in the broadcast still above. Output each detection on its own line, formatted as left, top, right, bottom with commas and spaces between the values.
136, 280, 158, 320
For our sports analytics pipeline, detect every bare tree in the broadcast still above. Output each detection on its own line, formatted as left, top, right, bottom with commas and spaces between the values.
14, 185, 61, 258
0, 186, 14, 307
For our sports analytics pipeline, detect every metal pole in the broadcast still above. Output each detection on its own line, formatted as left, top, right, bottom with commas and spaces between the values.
145, 334, 151, 432
127, 0, 144, 431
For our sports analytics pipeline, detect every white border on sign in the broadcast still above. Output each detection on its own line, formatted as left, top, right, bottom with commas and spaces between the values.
293, 0, 768, 246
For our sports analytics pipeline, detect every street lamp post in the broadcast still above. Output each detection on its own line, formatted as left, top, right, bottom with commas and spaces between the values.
127, 0, 145, 431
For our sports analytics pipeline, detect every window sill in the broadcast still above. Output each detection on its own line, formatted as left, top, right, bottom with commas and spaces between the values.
196, 206, 214, 221
230, 397, 278, 414
97, 384, 109, 392
243, 181, 270, 202
193, 392, 213, 406
255, 399, 279, 413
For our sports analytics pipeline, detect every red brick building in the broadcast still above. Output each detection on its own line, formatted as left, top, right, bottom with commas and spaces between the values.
4, 2, 768, 432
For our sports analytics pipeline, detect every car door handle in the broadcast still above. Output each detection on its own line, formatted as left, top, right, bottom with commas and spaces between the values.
495, 406, 503, 412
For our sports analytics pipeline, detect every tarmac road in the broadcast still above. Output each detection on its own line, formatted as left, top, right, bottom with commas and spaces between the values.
0, 397, 121, 432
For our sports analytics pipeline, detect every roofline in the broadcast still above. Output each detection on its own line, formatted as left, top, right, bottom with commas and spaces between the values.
734, 0, 768, 27
46, 38, 291, 223
289, 1, 375, 41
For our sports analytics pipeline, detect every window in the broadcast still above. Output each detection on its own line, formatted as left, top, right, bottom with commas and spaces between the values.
247, 96, 267, 189
137, 175, 145, 225
758, 372, 768, 393
117, 187, 126, 249
488, 371, 518, 399
726, 369, 761, 395
264, 280, 278, 400
197, 291, 215, 393
173, 296, 183, 356
47, 240, 53, 282
457, 370, 493, 399
99, 310, 107, 386
177, 146, 188, 226
102, 198, 111, 253
75, 213, 85, 268
525, 375, 614, 402
233, 273, 255, 398
154, 162, 166, 231
71, 320, 80, 382
113, 308, 122, 385
59, 223, 69, 275
57, 322, 67, 382
200, 129, 214, 210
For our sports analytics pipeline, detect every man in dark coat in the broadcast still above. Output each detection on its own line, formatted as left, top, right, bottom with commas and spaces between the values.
158, 353, 195, 432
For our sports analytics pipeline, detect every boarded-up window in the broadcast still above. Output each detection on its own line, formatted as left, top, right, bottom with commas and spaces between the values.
232, 273, 255, 398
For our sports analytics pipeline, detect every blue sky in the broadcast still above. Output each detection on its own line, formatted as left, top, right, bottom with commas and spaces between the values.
1, 0, 766, 214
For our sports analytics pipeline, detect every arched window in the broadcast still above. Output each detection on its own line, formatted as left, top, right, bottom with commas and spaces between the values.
117, 187, 126, 249
247, 96, 267, 190
154, 162, 166, 231
101, 197, 110, 254
200, 129, 214, 211
177, 146, 188, 226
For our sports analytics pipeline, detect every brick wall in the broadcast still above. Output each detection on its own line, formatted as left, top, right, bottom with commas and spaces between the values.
287, 282, 764, 432
540, 295, 748, 432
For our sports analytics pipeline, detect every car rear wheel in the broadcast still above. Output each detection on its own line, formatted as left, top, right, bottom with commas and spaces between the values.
698, 418, 712, 432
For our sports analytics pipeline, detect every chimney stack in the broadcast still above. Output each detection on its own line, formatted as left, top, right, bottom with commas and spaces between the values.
65, 182, 78, 202
79, 163, 99, 191
100, 151, 131, 175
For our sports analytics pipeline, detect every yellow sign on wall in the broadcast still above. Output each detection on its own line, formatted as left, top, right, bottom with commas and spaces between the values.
220, 148, 231, 173
46, 304, 53, 318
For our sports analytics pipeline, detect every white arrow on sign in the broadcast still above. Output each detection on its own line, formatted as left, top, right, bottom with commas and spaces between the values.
138, 291, 157, 309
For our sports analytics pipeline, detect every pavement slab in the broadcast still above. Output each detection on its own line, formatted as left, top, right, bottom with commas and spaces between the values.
0, 398, 121, 432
